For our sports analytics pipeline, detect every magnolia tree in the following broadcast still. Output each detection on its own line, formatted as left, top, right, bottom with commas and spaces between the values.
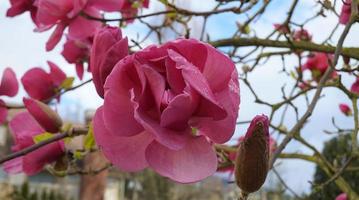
0, 0, 359, 199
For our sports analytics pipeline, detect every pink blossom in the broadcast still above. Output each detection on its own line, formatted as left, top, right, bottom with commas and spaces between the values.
339, 103, 352, 116
302, 52, 337, 81
61, 37, 92, 80
93, 38, 240, 183
273, 23, 289, 34
23, 97, 63, 132
21, 61, 66, 101
336, 193, 347, 200
293, 29, 312, 41
351, 77, 359, 94
3, 112, 64, 175
34, 0, 103, 51
339, 0, 352, 25
90, 26, 129, 98
0, 68, 19, 125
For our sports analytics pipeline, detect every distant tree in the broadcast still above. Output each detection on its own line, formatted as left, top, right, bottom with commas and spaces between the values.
309, 134, 359, 199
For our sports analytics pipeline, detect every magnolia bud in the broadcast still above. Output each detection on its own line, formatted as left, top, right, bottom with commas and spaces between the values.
23, 97, 63, 133
235, 115, 269, 196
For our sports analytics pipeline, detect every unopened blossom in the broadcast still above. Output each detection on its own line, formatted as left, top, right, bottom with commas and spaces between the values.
339, 0, 352, 25
93, 38, 240, 183
3, 112, 64, 175
21, 61, 66, 101
351, 77, 359, 94
90, 26, 129, 98
293, 29, 312, 41
235, 115, 269, 195
0, 68, 18, 125
339, 103, 352, 116
273, 23, 289, 34
23, 97, 63, 132
336, 193, 347, 200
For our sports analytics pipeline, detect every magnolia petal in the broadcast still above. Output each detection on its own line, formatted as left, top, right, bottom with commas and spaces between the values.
23, 97, 63, 133
191, 71, 240, 144
46, 23, 66, 51
3, 157, 23, 174
48, 61, 67, 87
93, 107, 153, 171
0, 67, 19, 97
21, 68, 55, 101
9, 112, 45, 150
168, 49, 227, 120
145, 136, 217, 183
23, 140, 64, 175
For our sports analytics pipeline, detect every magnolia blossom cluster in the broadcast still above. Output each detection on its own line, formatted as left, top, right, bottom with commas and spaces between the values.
6, 0, 149, 79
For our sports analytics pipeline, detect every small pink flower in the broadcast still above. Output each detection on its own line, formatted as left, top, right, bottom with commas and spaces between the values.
34, 0, 103, 51
23, 97, 63, 133
336, 193, 347, 200
3, 112, 64, 175
339, 103, 352, 116
293, 29, 312, 41
351, 77, 359, 95
0, 68, 19, 125
273, 23, 289, 34
90, 26, 129, 98
61, 37, 92, 80
93, 38, 240, 183
339, 0, 352, 25
302, 52, 337, 81
6, 0, 38, 23
21, 61, 66, 101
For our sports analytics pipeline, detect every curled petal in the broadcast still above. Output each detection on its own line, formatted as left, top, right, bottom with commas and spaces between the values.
145, 136, 217, 183
46, 23, 66, 51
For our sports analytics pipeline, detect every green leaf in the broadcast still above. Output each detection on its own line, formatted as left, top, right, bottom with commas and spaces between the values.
60, 77, 75, 90
33, 132, 54, 143
84, 123, 95, 151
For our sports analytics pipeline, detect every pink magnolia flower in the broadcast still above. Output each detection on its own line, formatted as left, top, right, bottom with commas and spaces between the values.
273, 23, 289, 34
293, 29, 312, 41
90, 26, 129, 98
62, 37, 92, 80
21, 61, 66, 101
339, 103, 352, 116
23, 97, 63, 133
302, 52, 337, 81
34, 0, 103, 51
336, 193, 347, 200
3, 112, 64, 175
93, 38, 240, 183
351, 77, 359, 94
0, 68, 19, 125
6, 0, 38, 23
339, 0, 352, 25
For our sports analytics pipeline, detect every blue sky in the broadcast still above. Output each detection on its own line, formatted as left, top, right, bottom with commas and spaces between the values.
0, 0, 358, 195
